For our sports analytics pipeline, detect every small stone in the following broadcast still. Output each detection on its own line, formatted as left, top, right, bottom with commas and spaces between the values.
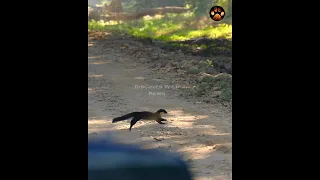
206, 66, 218, 74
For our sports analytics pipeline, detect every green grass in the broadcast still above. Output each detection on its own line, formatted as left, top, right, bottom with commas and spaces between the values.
88, 12, 232, 42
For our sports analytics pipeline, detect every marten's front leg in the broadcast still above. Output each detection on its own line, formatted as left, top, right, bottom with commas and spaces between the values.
160, 118, 167, 121
156, 119, 166, 124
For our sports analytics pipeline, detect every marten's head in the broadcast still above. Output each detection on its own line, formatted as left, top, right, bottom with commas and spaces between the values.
157, 109, 168, 114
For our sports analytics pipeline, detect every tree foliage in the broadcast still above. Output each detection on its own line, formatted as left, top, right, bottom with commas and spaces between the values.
92, 0, 232, 19
121, 0, 231, 17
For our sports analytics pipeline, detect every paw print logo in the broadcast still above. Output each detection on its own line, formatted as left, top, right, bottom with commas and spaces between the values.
209, 6, 225, 21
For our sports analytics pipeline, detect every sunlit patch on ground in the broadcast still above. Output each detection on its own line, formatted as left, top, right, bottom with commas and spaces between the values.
134, 76, 145, 80
88, 119, 108, 124
179, 146, 214, 160
88, 88, 95, 94
88, 74, 103, 78
88, 61, 109, 64
88, 55, 103, 59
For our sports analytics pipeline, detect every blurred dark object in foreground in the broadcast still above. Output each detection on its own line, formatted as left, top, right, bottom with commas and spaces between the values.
88, 138, 193, 180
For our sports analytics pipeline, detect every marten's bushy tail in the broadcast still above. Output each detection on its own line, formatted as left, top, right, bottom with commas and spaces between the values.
112, 112, 135, 123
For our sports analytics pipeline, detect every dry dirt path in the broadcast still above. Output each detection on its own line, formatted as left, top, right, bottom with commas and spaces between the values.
88, 36, 232, 180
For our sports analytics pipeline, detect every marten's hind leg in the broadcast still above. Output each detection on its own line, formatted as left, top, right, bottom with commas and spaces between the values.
129, 117, 141, 131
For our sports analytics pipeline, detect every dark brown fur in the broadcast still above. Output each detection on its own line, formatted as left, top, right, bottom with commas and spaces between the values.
112, 109, 168, 131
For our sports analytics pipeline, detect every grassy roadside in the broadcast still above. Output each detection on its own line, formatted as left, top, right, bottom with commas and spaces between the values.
88, 12, 232, 41
88, 12, 232, 104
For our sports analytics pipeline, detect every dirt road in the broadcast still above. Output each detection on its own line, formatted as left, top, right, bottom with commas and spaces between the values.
88, 34, 232, 180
